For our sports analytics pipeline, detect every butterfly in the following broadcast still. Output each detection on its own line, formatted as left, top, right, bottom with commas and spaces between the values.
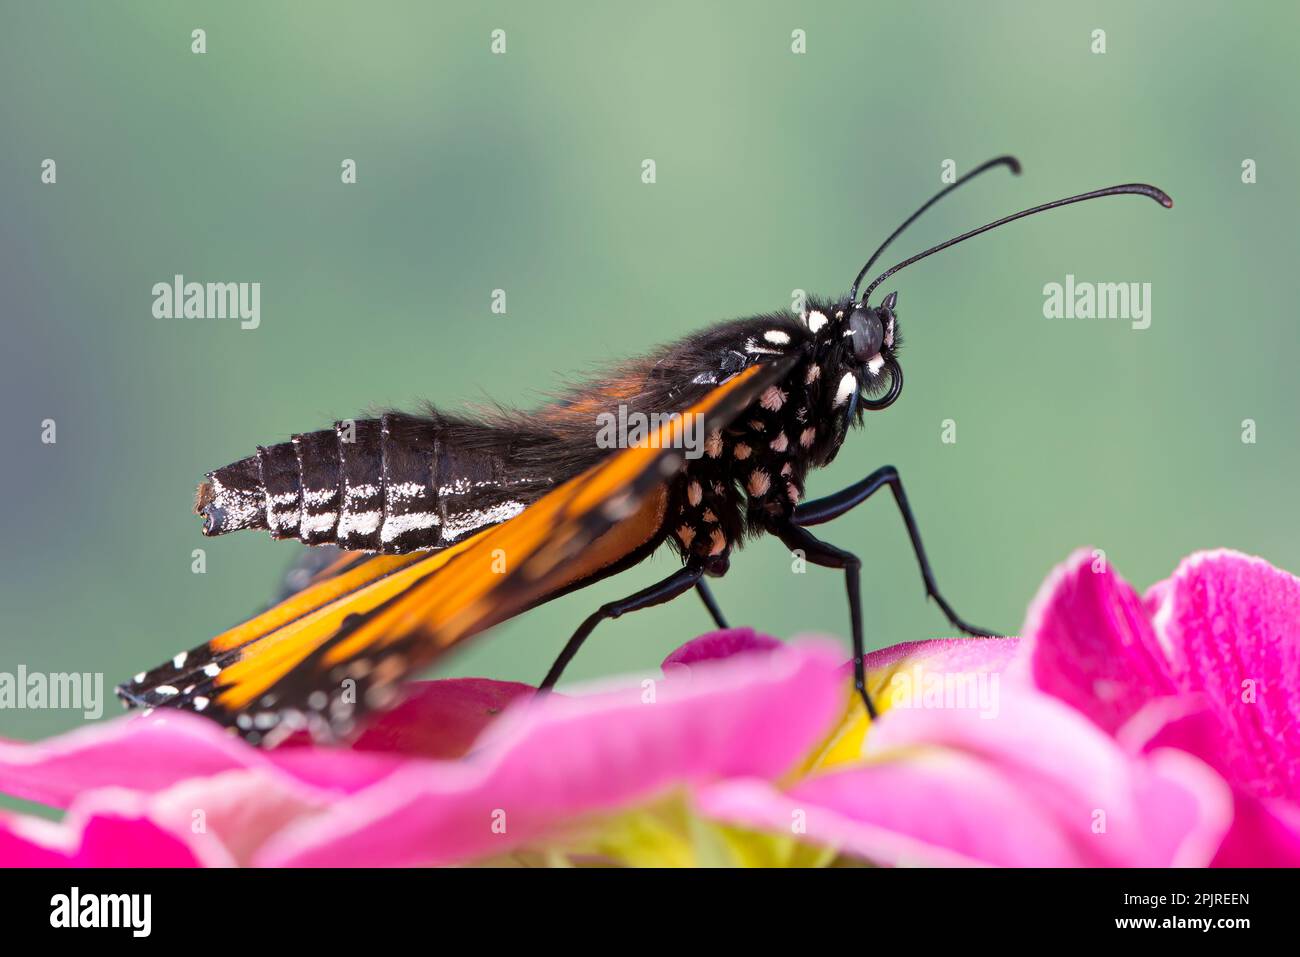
117, 156, 1172, 746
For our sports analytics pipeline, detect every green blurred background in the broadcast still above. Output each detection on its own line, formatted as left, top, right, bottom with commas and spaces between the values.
2, 0, 1296, 772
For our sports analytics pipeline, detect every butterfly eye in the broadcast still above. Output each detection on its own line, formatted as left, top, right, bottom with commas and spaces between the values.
848, 309, 884, 363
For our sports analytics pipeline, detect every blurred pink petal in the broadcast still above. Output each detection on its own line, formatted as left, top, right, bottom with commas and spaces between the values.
332, 678, 534, 759
0, 678, 537, 811
256, 640, 845, 866
0, 792, 205, 867
662, 627, 782, 668
864, 636, 1019, 673
144, 770, 331, 866
702, 690, 1232, 867
1207, 792, 1300, 866
1121, 699, 1300, 866
0, 711, 405, 809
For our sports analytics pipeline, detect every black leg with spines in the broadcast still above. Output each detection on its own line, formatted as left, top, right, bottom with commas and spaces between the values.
795, 465, 995, 638
695, 580, 729, 629
769, 520, 876, 719
538, 563, 710, 691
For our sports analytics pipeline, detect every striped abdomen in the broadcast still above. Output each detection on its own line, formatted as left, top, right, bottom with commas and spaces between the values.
195, 412, 538, 554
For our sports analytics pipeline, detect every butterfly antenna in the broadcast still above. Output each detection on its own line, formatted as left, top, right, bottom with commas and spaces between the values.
850, 155, 1022, 304
860, 183, 1173, 306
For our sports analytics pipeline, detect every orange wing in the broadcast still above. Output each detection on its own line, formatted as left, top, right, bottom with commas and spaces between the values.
117, 358, 795, 745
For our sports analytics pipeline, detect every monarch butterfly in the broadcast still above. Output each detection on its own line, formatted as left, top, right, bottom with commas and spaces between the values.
117, 156, 1172, 746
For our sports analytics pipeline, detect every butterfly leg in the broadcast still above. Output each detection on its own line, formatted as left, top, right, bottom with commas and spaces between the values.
794, 465, 995, 638
538, 562, 712, 691
770, 520, 876, 719
695, 581, 729, 629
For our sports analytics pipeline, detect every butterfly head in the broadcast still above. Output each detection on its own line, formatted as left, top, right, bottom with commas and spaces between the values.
827, 291, 903, 416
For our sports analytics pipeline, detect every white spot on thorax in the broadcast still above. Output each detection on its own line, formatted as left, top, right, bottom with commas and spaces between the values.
744, 338, 783, 355
834, 372, 857, 407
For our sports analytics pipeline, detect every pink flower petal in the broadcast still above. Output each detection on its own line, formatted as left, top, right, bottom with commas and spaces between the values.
662, 628, 783, 668
1209, 793, 1300, 867
865, 689, 1231, 865
1, 770, 336, 868
337, 678, 534, 759
703, 689, 1232, 866
1120, 698, 1300, 867
1019, 548, 1178, 733
697, 767, 1046, 867
864, 636, 1020, 677
0, 792, 205, 867
145, 770, 330, 866
1144, 549, 1300, 800
0, 710, 406, 810
255, 640, 846, 867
